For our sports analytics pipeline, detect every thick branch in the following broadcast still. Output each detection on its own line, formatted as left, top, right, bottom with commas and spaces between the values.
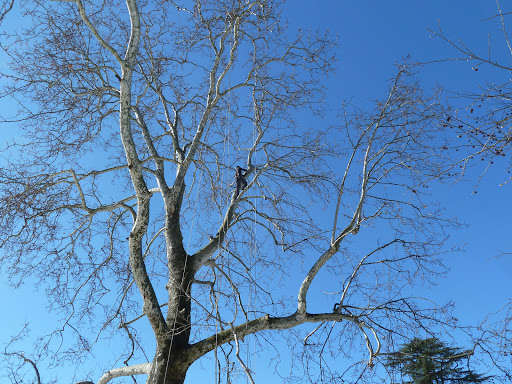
96, 363, 151, 384
187, 311, 357, 362
190, 195, 238, 273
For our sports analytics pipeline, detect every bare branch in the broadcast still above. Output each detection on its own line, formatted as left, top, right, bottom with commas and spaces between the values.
97, 363, 152, 384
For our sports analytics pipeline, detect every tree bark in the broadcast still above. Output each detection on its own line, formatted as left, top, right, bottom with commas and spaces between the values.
144, 181, 194, 384
147, 341, 192, 384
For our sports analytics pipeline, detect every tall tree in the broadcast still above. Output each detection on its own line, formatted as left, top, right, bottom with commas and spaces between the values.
385, 337, 490, 384
0, 1, 465, 383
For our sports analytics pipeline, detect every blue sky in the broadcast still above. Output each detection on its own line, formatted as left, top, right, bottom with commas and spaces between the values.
286, 0, 512, 302
1, 1, 512, 383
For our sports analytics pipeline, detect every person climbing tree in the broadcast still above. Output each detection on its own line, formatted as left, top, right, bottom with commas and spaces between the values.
235, 166, 248, 196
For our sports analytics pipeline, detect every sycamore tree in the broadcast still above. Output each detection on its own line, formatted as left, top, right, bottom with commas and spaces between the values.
0, 1, 471, 383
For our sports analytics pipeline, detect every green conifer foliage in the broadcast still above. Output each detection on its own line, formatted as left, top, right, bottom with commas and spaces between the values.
385, 337, 491, 384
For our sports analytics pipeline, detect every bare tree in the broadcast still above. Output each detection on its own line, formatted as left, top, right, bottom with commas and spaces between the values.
428, 1, 512, 184
1, 325, 44, 384
1, 352, 43, 384
0, 1, 465, 383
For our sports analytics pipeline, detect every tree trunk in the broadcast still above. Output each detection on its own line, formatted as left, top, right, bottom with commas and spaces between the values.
146, 341, 191, 384
152, 271, 192, 384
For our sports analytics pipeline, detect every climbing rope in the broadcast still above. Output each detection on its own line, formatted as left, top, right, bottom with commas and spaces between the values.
213, 33, 234, 382
163, 113, 204, 382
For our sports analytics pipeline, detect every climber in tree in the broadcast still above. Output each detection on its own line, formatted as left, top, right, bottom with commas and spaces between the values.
235, 166, 248, 197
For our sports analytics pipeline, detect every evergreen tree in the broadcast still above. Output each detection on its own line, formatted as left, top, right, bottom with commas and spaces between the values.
385, 337, 491, 384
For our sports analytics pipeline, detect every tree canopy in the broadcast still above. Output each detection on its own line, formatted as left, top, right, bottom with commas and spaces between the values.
0, 1, 511, 384
385, 337, 491, 384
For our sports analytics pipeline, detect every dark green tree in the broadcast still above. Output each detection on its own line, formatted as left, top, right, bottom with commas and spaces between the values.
385, 337, 491, 384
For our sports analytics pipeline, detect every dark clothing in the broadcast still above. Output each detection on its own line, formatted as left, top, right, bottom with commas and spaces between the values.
235, 166, 248, 196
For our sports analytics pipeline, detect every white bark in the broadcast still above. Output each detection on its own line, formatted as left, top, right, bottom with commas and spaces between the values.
97, 363, 152, 384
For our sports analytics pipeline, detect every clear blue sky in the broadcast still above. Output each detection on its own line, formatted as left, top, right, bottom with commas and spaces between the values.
1, 1, 511, 383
